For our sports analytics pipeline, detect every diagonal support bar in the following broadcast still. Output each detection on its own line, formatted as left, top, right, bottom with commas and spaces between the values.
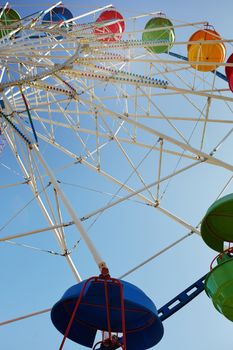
158, 274, 207, 322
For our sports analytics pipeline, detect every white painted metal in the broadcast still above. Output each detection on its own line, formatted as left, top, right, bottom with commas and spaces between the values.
33, 145, 106, 271
2, 95, 82, 281
0, 222, 73, 242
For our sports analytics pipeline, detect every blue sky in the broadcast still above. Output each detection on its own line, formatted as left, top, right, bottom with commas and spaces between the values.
1, 0, 233, 349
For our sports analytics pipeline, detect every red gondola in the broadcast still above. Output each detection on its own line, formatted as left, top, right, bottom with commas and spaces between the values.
93, 9, 125, 42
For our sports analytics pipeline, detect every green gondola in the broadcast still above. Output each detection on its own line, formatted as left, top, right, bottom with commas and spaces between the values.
142, 17, 175, 54
0, 8, 20, 38
205, 253, 233, 321
201, 193, 233, 252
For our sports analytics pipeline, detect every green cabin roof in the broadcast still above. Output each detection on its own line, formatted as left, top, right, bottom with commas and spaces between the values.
201, 193, 233, 252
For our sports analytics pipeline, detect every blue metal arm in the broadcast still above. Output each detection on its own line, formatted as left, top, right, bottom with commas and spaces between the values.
168, 51, 228, 82
158, 274, 207, 322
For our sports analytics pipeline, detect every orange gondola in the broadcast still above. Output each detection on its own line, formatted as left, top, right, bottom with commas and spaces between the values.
188, 28, 225, 72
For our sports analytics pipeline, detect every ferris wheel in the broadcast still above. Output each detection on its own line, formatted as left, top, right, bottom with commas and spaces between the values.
1, 2, 233, 349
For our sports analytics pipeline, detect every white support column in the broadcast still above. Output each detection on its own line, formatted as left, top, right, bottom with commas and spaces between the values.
3, 93, 106, 271
3, 128, 81, 281
32, 144, 107, 272
2, 94, 82, 281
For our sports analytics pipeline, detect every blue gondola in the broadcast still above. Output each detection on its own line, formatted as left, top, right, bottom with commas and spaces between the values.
51, 277, 164, 349
42, 7, 73, 23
